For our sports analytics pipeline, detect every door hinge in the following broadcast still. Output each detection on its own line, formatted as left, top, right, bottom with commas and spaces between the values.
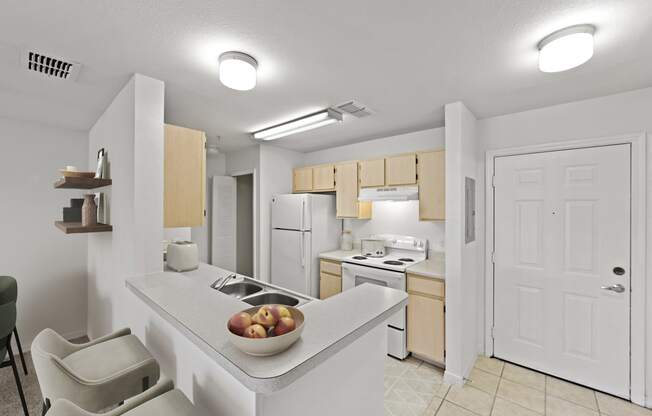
492, 175, 496, 188
491, 252, 496, 263
491, 326, 495, 339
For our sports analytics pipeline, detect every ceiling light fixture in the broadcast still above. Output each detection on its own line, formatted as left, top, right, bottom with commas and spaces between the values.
253, 109, 343, 141
538, 24, 595, 73
218, 51, 258, 91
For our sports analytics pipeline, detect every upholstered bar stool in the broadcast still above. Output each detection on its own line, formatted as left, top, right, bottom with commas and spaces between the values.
0, 275, 28, 374
32, 328, 160, 414
47, 380, 199, 416
1, 301, 29, 416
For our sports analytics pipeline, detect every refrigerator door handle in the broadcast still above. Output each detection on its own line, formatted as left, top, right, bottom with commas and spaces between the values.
301, 199, 306, 231
300, 233, 305, 268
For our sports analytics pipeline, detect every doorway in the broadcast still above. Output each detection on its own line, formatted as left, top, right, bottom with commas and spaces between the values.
492, 144, 631, 397
235, 174, 254, 276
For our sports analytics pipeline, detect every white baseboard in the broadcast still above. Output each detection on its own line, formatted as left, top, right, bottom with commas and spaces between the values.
444, 370, 464, 385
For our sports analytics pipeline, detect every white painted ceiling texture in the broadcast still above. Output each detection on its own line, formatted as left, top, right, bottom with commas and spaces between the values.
0, 0, 650, 152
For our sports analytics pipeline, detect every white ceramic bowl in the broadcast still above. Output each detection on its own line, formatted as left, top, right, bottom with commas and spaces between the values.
227, 305, 305, 356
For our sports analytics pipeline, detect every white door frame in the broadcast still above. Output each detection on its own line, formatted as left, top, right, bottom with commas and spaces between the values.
484, 133, 646, 406
231, 169, 258, 280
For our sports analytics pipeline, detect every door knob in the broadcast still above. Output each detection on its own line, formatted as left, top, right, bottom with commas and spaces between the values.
601, 284, 625, 293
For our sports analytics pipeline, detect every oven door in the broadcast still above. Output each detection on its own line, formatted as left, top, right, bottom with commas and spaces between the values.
342, 262, 405, 329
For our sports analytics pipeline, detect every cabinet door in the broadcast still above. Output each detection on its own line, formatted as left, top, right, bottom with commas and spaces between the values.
319, 272, 342, 299
359, 158, 385, 187
313, 164, 335, 191
407, 293, 445, 363
164, 124, 206, 227
417, 151, 445, 220
386, 153, 417, 185
293, 167, 313, 192
335, 162, 359, 218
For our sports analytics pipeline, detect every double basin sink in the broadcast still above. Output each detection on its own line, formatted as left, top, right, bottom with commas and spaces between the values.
211, 276, 311, 307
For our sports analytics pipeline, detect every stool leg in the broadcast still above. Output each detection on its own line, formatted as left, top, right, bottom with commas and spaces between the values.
7, 336, 29, 416
41, 398, 51, 416
13, 327, 28, 375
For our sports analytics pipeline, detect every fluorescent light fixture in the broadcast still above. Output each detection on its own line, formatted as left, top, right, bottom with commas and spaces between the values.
219, 51, 258, 91
538, 24, 595, 73
253, 109, 343, 141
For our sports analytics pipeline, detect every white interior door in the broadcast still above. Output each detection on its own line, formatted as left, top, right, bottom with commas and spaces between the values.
493, 144, 631, 398
212, 176, 236, 271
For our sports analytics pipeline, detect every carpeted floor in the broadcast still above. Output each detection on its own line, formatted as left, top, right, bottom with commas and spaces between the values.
1, 337, 88, 416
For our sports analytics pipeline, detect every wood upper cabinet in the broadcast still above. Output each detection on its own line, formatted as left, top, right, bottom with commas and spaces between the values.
407, 274, 445, 364
359, 158, 385, 187
335, 161, 372, 219
312, 164, 335, 191
164, 124, 206, 228
293, 167, 313, 192
417, 150, 445, 220
385, 153, 417, 185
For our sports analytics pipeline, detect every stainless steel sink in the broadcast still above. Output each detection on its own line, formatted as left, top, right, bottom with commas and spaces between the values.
213, 276, 311, 307
242, 292, 300, 307
219, 282, 263, 299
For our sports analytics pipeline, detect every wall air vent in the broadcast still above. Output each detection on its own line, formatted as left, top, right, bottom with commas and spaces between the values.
335, 100, 374, 118
23, 50, 81, 81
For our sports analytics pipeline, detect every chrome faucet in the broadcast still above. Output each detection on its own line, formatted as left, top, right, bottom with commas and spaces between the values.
211, 273, 237, 291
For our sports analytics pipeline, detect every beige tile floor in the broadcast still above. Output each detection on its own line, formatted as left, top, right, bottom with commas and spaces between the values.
385, 355, 652, 416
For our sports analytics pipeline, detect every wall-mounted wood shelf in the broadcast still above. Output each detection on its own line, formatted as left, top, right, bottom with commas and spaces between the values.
54, 176, 112, 189
55, 221, 113, 234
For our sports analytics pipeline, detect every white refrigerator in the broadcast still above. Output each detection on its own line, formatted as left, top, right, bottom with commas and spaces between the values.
271, 194, 341, 298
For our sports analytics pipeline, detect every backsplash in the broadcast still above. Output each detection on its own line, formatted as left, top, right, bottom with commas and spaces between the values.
343, 200, 445, 252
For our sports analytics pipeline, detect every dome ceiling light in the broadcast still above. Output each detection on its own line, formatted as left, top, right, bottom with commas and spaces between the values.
538, 24, 595, 73
218, 51, 258, 91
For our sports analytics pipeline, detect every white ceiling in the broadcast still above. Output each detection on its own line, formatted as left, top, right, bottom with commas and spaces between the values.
0, 0, 651, 152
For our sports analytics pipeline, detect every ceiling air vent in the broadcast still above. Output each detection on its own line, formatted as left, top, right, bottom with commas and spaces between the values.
335, 100, 374, 118
23, 50, 81, 81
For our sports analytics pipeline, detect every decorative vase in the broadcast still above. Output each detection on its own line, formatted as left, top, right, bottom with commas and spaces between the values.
82, 194, 98, 227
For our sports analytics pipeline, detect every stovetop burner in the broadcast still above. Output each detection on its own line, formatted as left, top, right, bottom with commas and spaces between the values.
383, 260, 405, 266
352, 256, 368, 260
398, 258, 414, 262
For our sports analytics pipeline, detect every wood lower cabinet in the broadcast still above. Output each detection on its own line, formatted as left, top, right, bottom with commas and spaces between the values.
335, 161, 372, 219
313, 164, 335, 191
319, 259, 342, 299
293, 167, 313, 192
418, 151, 445, 220
164, 124, 206, 228
359, 158, 386, 187
407, 274, 445, 365
386, 153, 417, 185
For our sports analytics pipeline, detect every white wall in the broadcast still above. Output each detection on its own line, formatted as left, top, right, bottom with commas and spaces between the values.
305, 127, 446, 252
0, 117, 88, 348
191, 152, 226, 263
444, 102, 481, 384
258, 144, 304, 282
476, 86, 652, 405
304, 127, 444, 165
87, 74, 165, 339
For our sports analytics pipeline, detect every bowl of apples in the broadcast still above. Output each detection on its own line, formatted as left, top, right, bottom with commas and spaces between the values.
227, 304, 304, 356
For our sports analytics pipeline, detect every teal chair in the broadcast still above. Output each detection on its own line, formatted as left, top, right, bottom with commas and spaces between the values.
0, 275, 28, 375
1, 301, 29, 415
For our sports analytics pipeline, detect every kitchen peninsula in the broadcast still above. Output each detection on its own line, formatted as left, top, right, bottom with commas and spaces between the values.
126, 263, 407, 415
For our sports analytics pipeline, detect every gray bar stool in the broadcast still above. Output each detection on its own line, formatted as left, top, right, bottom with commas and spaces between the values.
47, 380, 199, 416
0, 275, 28, 375
32, 328, 160, 414
1, 301, 29, 416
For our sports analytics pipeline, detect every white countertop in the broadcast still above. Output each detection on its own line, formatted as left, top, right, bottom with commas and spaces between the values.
318, 249, 359, 262
126, 263, 407, 394
407, 254, 445, 280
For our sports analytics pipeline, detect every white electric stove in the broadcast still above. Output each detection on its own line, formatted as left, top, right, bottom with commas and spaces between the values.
341, 235, 428, 359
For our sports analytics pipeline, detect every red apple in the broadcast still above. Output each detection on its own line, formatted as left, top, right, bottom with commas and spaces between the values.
243, 324, 267, 338
273, 317, 296, 336
269, 305, 291, 321
252, 306, 278, 328
228, 312, 253, 336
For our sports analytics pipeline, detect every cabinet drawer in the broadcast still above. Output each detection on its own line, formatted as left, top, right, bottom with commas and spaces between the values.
320, 259, 342, 276
407, 275, 444, 297
320, 273, 342, 300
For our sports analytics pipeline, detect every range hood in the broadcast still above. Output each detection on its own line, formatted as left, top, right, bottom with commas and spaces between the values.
358, 185, 419, 201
